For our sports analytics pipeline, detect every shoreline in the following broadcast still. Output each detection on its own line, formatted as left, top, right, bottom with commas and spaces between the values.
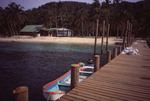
0, 36, 123, 45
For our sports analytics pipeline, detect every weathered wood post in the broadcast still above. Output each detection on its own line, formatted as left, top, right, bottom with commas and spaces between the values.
106, 50, 111, 63
129, 24, 132, 44
113, 48, 118, 59
128, 23, 130, 45
127, 20, 129, 47
71, 64, 79, 89
101, 20, 105, 54
117, 25, 119, 38
128, 22, 131, 46
106, 24, 110, 51
131, 24, 133, 43
123, 30, 127, 49
123, 20, 129, 49
13, 86, 28, 101
127, 23, 129, 47
94, 55, 100, 72
118, 46, 122, 55
94, 19, 99, 55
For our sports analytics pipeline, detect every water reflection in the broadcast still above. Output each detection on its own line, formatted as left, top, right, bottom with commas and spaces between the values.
0, 42, 115, 101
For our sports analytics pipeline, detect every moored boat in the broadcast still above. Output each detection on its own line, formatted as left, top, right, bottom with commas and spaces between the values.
43, 62, 93, 101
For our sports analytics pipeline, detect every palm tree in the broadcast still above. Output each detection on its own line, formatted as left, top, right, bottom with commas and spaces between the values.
89, 0, 101, 20
105, 0, 110, 7
57, 1, 67, 28
0, 7, 3, 34
5, 2, 24, 36
75, 8, 88, 37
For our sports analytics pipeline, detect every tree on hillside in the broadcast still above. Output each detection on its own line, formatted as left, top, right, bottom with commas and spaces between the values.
5, 2, 24, 36
0, 1, 149, 38
90, 0, 101, 19
75, 8, 89, 37
0, 7, 5, 36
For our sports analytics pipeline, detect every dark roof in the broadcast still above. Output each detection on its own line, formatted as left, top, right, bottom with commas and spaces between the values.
20, 25, 44, 32
41, 28, 70, 31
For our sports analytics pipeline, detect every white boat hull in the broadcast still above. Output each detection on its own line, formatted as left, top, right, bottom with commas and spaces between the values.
43, 91, 65, 101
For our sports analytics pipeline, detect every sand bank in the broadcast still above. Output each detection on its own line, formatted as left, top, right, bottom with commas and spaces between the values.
0, 36, 123, 45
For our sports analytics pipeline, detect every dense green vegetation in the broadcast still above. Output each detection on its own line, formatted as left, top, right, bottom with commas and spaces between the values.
0, 0, 149, 38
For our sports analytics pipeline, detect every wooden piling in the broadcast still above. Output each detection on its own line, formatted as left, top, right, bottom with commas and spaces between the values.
94, 55, 100, 72
106, 50, 111, 63
106, 24, 110, 51
118, 46, 122, 54
128, 23, 130, 45
101, 20, 105, 54
129, 24, 133, 44
94, 19, 99, 55
13, 86, 28, 101
71, 64, 79, 89
117, 25, 119, 38
123, 20, 129, 49
123, 30, 127, 49
59, 40, 150, 101
113, 48, 118, 58
127, 21, 129, 47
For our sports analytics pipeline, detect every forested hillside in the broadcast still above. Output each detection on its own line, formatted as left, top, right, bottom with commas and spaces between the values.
0, 0, 149, 38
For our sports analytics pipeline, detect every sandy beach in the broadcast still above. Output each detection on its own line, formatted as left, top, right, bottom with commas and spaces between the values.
0, 36, 123, 45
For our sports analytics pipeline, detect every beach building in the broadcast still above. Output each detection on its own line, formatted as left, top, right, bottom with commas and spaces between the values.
20, 25, 71, 37
40, 28, 72, 37
20, 25, 44, 36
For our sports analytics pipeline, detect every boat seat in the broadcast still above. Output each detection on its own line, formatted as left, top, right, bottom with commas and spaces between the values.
58, 83, 70, 87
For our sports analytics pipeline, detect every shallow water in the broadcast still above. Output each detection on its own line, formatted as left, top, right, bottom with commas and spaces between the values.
0, 42, 116, 101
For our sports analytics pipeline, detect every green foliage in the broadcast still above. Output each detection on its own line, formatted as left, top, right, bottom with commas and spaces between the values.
0, 1, 149, 38
0, 2, 25, 36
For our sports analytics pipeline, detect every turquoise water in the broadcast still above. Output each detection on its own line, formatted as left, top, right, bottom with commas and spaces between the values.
0, 42, 116, 101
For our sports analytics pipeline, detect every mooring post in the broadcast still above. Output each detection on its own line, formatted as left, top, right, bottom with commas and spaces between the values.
130, 24, 133, 45
127, 23, 129, 47
123, 31, 126, 49
117, 25, 119, 38
106, 24, 110, 51
106, 50, 111, 63
71, 64, 79, 90
94, 55, 100, 72
101, 20, 105, 54
94, 19, 99, 55
13, 86, 28, 101
113, 48, 118, 59
118, 46, 122, 55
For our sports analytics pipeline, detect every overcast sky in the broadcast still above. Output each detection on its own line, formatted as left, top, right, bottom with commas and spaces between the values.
0, 0, 142, 10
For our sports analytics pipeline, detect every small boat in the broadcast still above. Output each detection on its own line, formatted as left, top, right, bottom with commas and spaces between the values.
43, 62, 93, 101
87, 59, 94, 64
78, 62, 94, 72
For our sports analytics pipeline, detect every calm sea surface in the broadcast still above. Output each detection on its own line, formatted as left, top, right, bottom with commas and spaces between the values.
0, 42, 116, 101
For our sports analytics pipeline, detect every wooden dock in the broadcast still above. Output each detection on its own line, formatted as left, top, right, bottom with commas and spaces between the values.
59, 40, 150, 101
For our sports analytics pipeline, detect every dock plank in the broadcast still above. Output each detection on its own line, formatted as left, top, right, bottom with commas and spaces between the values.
59, 40, 150, 101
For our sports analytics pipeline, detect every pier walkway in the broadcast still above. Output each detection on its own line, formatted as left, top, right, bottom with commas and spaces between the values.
59, 40, 150, 101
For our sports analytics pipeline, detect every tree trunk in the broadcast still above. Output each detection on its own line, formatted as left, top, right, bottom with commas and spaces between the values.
81, 19, 84, 37
10, 21, 15, 36
93, 25, 95, 36
86, 27, 89, 36
18, 23, 20, 35
7, 21, 13, 36
14, 24, 18, 35
55, 16, 58, 28
61, 15, 64, 28
121, 23, 125, 38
